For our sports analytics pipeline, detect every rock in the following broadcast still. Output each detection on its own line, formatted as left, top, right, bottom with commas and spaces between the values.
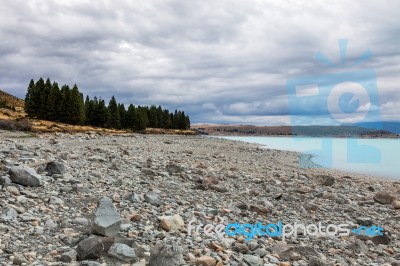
392, 200, 400, 209
80, 261, 102, 266
48, 196, 64, 205
356, 217, 373, 226
0, 207, 18, 221
108, 243, 137, 263
60, 250, 77, 263
279, 246, 319, 260
243, 254, 263, 266
209, 183, 228, 193
144, 191, 161, 206
166, 164, 182, 174
76, 236, 104, 261
358, 234, 391, 245
196, 255, 216, 266
125, 193, 143, 202
8, 166, 42, 187
73, 217, 89, 226
148, 243, 185, 266
318, 175, 335, 186
233, 243, 249, 254
13, 254, 28, 265
351, 239, 369, 254
374, 191, 396, 204
92, 197, 122, 237
160, 214, 185, 232
391, 261, 400, 266
142, 168, 156, 176
309, 256, 327, 266
0, 176, 11, 189
45, 161, 66, 176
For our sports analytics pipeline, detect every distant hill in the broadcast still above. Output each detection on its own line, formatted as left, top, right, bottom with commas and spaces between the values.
351, 122, 400, 134
0, 89, 24, 110
194, 124, 398, 138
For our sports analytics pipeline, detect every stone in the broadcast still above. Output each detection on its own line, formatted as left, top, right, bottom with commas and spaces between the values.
13, 254, 28, 265
309, 256, 327, 266
160, 214, 185, 232
0, 176, 11, 190
0, 207, 18, 221
92, 197, 122, 237
76, 236, 104, 261
48, 196, 64, 205
243, 254, 263, 266
148, 243, 185, 266
392, 200, 400, 209
318, 175, 335, 186
142, 168, 156, 176
351, 239, 369, 254
374, 191, 396, 204
196, 255, 216, 266
166, 164, 182, 174
144, 191, 161, 205
80, 261, 102, 266
279, 246, 319, 260
8, 166, 42, 187
60, 250, 77, 263
233, 243, 249, 254
356, 217, 373, 226
45, 161, 66, 176
209, 183, 228, 193
108, 243, 137, 263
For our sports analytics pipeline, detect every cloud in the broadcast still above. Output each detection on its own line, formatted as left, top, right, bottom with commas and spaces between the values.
0, 0, 399, 125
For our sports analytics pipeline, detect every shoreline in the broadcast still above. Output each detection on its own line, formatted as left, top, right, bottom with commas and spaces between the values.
0, 132, 399, 265
212, 135, 399, 182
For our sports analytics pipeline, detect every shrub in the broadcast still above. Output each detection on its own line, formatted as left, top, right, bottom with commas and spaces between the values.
0, 119, 32, 131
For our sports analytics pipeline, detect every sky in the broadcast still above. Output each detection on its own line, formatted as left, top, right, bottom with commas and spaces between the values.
0, 0, 399, 125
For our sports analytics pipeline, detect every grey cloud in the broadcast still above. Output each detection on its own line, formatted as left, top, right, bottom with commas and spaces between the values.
0, 0, 399, 125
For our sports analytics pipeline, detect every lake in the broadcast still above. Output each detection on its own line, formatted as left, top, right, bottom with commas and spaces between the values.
218, 136, 399, 179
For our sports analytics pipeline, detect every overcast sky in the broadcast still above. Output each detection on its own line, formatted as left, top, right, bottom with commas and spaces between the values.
0, 0, 399, 125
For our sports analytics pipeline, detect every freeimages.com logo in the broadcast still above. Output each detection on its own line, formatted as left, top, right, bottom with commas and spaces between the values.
286, 39, 382, 168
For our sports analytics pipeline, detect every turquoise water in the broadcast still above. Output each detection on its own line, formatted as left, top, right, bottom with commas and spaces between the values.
218, 136, 399, 179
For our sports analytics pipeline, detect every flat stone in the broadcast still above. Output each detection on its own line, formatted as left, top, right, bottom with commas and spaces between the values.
0, 208, 18, 221
8, 166, 42, 187
108, 243, 137, 263
374, 191, 396, 204
243, 254, 263, 266
60, 250, 77, 263
144, 191, 161, 205
196, 255, 216, 266
92, 197, 121, 237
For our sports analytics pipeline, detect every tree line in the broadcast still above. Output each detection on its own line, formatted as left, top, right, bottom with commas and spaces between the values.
25, 78, 190, 130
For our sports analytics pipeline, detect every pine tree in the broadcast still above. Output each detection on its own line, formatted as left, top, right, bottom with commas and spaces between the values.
59, 85, 71, 123
47, 82, 61, 120
108, 96, 121, 129
25, 79, 36, 117
67, 84, 85, 124
118, 103, 126, 129
40, 78, 52, 119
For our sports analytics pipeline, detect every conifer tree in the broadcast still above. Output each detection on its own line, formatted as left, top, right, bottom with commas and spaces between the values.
108, 96, 121, 129
47, 82, 61, 120
67, 84, 85, 124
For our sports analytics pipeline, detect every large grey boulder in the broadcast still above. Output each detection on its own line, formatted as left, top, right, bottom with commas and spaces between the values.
76, 236, 104, 261
8, 166, 42, 187
45, 162, 66, 176
148, 243, 185, 266
108, 243, 137, 263
92, 197, 121, 237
